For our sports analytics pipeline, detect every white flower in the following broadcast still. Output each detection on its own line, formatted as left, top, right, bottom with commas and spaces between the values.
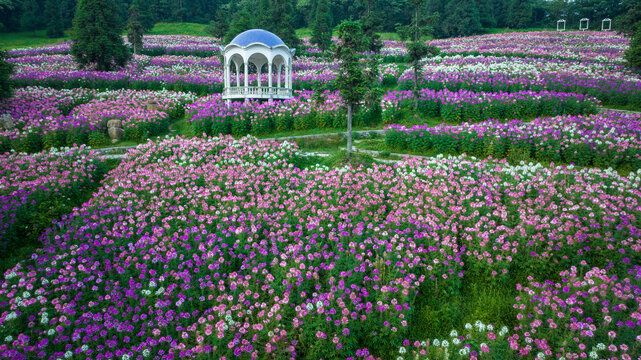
537, 352, 545, 359
449, 330, 458, 337
142, 349, 150, 357
4, 335, 12, 342
441, 340, 449, 348
589, 351, 598, 359
464, 323, 473, 330
64, 351, 73, 358
47, 329, 56, 336
81, 345, 89, 352
433, 339, 440, 347
399, 346, 406, 354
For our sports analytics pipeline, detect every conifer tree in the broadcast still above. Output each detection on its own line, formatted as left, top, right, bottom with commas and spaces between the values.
334, 21, 374, 153
626, 23, 641, 71
404, 0, 439, 110
45, 0, 65, 38
20, 0, 40, 35
0, 50, 13, 101
270, 0, 299, 48
133, 0, 155, 31
206, 7, 229, 40
127, 5, 145, 55
224, 10, 253, 44
71, 0, 131, 71
311, 0, 332, 52
257, 0, 271, 29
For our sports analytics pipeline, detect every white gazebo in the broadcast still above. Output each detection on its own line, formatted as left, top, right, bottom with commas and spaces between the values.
221, 29, 295, 104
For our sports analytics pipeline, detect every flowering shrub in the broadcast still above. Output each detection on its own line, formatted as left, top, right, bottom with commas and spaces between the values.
398, 55, 641, 108
0, 145, 107, 255
385, 111, 641, 171
382, 88, 599, 124
510, 265, 641, 360
0, 136, 640, 359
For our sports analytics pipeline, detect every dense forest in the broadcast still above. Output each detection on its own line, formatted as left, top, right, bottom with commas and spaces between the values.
0, 0, 634, 39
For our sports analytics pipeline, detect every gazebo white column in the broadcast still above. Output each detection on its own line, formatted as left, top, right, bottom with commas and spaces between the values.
244, 59, 249, 89
277, 64, 282, 88
235, 61, 240, 87
268, 62, 273, 102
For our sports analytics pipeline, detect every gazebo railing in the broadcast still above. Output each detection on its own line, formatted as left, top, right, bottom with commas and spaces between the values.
223, 86, 293, 99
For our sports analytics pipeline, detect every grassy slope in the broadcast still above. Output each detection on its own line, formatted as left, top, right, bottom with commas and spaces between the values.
0, 29, 71, 50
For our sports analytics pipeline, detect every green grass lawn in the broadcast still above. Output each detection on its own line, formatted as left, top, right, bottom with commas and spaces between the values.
147, 22, 212, 37
0, 29, 71, 50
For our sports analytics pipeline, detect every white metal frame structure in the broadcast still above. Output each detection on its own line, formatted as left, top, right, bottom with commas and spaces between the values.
580, 18, 589, 31
602, 18, 612, 31
557, 19, 566, 32
221, 29, 296, 105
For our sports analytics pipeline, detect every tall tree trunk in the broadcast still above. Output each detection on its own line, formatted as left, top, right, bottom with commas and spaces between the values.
413, 60, 418, 110
347, 104, 353, 153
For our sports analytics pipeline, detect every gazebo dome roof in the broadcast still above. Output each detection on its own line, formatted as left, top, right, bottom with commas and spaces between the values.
230, 29, 287, 48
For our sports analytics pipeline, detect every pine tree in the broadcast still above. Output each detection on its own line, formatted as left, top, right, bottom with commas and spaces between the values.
404, 0, 439, 110
257, 0, 271, 29
71, 0, 131, 71
133, 0, 155, 31
441, 0, 482, 37
334, 21, 369, 153
127, 5, 145, 55
45, 0, 65, 38
224, 10, 253, 44
206, 7, 229, 40
0, 50, 13, 101
311, 0, 332, 52
20, 0, 40, 35
626, 22, 641, 71
270, 0, 300, 48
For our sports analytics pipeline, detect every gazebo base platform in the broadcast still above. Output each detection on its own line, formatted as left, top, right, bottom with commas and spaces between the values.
223, 87, 293, 103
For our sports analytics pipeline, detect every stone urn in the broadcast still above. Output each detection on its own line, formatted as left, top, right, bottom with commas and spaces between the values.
0, 114, 14, 131
107, 119, 124, 143
147, 100, 159, 112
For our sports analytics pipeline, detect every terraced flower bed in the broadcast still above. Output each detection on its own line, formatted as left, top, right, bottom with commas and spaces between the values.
0, 145, 107, 261
0, 87, 196, 153
0, 136, 639, 359
382, 88, 600, 123
385, 111, 641, 171
8, 54, 338, 94
398, 55, 641, 109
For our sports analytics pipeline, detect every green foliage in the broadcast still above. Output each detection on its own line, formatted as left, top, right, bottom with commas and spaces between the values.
19, 0, 40, 33
71, 0, 131, 71
311, 0, 332, 52
205, 8, 229, 39
45, 0, 64, 38
625, 22, 641, 71
127, 5, 145, 55
269, 0, 300, 48
133, 0, 155, 31
0, 50, 13, 101
224, 9, 252, 44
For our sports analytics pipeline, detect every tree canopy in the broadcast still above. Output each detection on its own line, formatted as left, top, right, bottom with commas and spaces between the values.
71, 0, 131, 71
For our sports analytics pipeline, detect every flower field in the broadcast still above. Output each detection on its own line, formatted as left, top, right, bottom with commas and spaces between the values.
398, 55, 641, 108
1, 30, 641, 360
0, 146, 107, 258
0, 87, 196, 153
0, 136, 640, 359
385, 111, 641, 171
8, 54, 338, 94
